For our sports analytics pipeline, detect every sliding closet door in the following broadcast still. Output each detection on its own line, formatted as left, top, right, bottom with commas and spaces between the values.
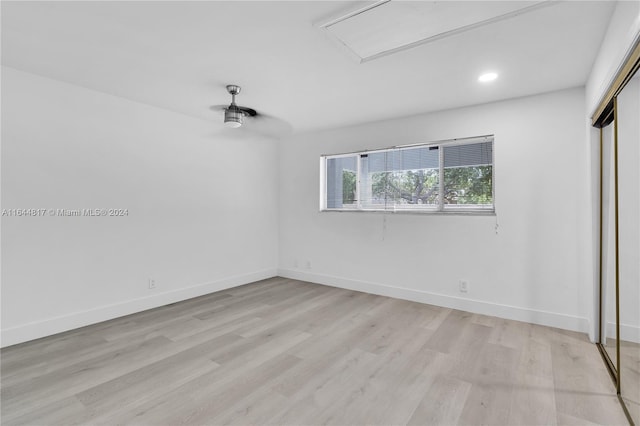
617, 71, 640, 425
601, 118, 618, 372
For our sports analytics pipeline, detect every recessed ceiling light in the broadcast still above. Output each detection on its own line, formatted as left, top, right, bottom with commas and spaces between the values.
478, 72, 498, 83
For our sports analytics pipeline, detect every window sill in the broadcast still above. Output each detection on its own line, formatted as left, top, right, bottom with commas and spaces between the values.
320, 208, 496, 216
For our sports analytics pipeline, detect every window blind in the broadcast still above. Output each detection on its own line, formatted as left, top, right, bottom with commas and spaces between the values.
443, 141, 492, 168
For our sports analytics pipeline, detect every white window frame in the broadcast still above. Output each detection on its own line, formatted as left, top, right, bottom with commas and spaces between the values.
320, 135, 495, 214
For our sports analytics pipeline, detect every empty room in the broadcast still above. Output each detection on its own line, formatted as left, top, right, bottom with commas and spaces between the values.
1, 1, 639, 425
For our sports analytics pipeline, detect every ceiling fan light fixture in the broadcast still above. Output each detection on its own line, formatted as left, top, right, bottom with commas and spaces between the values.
224, 107, 244, 128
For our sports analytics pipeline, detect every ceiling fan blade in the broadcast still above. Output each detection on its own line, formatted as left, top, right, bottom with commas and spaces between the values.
245, 114, 292, 139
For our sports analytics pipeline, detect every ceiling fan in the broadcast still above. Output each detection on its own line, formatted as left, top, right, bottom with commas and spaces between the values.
218, 84, 255, 128
210, 85, 291, 138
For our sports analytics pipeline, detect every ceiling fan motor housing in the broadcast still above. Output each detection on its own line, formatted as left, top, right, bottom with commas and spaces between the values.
226, 85, 241, 96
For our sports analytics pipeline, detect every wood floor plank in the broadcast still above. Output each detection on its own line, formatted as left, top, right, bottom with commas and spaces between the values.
423, 309, 476, 354
0, 332, 108, 374
111, 343, 306, 425
0, 277, 630, 426
551, 336, 629, 425
233, 285, 341, 339
74, 337, 227, 408
507, 332, 558, 424
271, 316, 379, 398
327, 333, 442, 425
408, 375, 472, 425
508, 373, 557, 425
456, 342, 519, 425
214, 383, 291, 425
620, 339, 640, 424
4, 396, 89, 426
489, 317, 532, 350
1, 336, 174, 417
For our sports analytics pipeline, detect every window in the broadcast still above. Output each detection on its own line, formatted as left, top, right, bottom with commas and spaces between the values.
320, 135, 494, 213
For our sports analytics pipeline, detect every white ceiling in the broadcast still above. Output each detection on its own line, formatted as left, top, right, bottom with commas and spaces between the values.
1, 1, 615, 134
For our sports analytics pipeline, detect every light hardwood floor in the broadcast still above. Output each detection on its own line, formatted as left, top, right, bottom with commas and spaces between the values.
621, 339, 640, 424
0, 277, 630, 425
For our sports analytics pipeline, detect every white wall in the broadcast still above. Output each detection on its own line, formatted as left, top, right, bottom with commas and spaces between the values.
1, 67, 279, 347
278, 87, 590, 332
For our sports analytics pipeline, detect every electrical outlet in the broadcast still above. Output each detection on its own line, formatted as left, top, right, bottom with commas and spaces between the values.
459, 280, 468, 293
305, 260, 312, 269
148, 278, 156, 289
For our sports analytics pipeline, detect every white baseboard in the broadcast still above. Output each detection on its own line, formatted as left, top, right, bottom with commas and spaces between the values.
279, 268, 590, 334
1, 268, 277, 348
621, 323, 640, 344
605, 321, 640, 344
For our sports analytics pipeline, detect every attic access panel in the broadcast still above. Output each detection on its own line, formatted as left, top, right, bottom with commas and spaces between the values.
319, 0, 549, 63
